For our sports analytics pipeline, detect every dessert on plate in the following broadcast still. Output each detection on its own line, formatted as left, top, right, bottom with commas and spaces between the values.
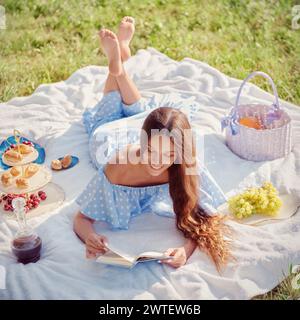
51, 159, 62, 170
15, 178, 29, 189
61, 155, 72, 169
4, 149, 23, 163
24, 164, 39, 178
10, 166, 21, 177
19, 143, 34, 155
1, 172, 12, 187
51, 155, 75, 170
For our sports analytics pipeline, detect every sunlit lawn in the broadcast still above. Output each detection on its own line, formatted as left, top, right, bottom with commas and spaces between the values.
0, 0, 299, 105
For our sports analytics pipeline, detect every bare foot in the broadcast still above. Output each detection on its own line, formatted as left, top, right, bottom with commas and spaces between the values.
99, 29, 122, 76
117, 16, 135, 62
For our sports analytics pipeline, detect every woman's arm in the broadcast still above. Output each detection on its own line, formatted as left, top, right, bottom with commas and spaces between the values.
73, 212, 96, 242
183, 238, 197, 259
73, 212, 109, 258
161, 238, 197, 268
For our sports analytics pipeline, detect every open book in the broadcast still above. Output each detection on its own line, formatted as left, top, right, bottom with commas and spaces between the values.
95, 244, 174, 268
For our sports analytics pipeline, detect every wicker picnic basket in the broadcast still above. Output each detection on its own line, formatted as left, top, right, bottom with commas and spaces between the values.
221, 71, 292, 161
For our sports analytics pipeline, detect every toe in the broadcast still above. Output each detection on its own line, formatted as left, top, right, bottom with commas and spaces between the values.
126, 16, 135, 24
122, 16, 135, 24
106, 30, 118, 39
99, 28, 107, 37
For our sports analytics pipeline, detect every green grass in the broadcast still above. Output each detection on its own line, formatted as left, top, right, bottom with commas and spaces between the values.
0, 0, 300, 105
0, 0, 300, 300
254, 265, 300, 300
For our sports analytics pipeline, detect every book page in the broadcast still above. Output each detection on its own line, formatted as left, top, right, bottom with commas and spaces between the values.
137, 251, 173, 261
138, 251, 164, 258
103, 246, 173, 262
104, 243, 136, 263
97, 253, 133, 268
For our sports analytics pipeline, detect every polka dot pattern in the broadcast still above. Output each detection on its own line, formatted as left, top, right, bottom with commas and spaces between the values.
76, 90, 227, 230
82, 90, 151, 136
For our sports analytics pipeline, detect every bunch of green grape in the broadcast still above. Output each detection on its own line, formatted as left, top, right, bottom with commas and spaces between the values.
228, 182, 282, 219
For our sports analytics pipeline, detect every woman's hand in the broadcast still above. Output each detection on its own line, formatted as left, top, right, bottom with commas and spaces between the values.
160, 239, 197, 268
85, 232, 109, 259
160, 247, 187, 268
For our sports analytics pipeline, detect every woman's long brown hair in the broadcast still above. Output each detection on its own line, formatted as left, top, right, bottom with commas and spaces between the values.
141, 107, 231, 271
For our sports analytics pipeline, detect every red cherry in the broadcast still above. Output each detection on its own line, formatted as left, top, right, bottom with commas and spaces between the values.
23, 141, 33, 147
32, 201, 39, 208
40, 194, 47, 201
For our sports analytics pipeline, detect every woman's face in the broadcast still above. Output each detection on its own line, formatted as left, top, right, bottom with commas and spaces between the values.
141, 134, 176, 176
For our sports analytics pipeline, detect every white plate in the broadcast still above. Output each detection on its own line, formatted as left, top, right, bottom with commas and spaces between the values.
0, 182, 65, 220
0, 164, 52, 194
218, 194, 300, 226
2, 148, 39, 166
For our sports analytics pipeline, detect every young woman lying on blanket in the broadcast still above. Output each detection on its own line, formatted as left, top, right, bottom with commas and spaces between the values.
73, 17, 230, 270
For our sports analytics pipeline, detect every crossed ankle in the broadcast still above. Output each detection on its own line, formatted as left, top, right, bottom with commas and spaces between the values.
112, 64, 126, 77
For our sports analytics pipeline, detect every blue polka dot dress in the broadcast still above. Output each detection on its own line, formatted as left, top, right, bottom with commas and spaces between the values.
76, 90, 227, 230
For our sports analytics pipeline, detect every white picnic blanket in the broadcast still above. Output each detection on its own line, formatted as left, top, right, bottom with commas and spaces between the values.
0, 48, 299, 300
